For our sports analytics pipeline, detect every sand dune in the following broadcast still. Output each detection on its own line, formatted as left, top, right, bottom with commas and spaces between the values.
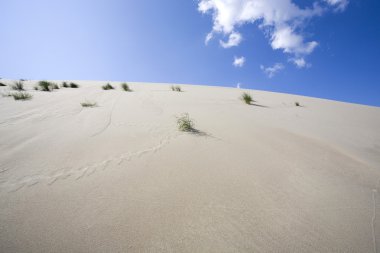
0, 80, 379, 252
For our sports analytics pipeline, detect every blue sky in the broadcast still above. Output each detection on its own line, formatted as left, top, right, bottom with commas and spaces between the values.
0, 0, 379, 106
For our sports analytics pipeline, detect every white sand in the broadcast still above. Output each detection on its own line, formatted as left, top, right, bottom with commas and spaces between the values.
0, 80, 379, 252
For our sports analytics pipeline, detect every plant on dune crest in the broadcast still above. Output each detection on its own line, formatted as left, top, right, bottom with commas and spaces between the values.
102, 83, 114, 90
0, 82, 6, 86
12, 91, 32, 101
52, 83, 60, 89
121, 83, 132, 91
241, 92, 253, 105
295, 102, 300, 107
11, 81, 24, 91
62, 82, 69, 88
177, 113, 194, 132
37, 80, 55, 91
171, 85, 182, 92
80, 101, 97, 107
70, 82, 79, 88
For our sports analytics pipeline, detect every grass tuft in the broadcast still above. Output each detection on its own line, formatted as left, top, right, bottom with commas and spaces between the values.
37, 80, 55, 91
171, 85, 182, 92
70, 82, 79, 88
0, 82, 6, 86
80, 101, 97, 107
62, 82, 69, 88
177, 113, 194, 132
121, 83, 132, 91
52, 84, 60, 89
295, 102, 300, 107
241, 92, 253, 105
102, 83, 114, 90
11, 81, 24, 91
11, 91, 32, 101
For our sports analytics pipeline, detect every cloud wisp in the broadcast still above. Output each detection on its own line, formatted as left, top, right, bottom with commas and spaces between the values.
260, 63, 284, 78
233, 56, 245, 67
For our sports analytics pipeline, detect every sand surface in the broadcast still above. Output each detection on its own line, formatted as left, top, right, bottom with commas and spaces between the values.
0, 80, 380, 252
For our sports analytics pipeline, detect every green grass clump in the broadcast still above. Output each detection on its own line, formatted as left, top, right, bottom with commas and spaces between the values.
102, 83, 114, 90
121, 83, 132, 91
37, 80, 55, 91
11, 81, 24, 91
241, 92, 253, 105
295, 102, 300, 107
80, 101, 97, 107
177, 113, 194, 132
171, 85, 182, 92
12, 91, 32, 101
70, 82, 79, 88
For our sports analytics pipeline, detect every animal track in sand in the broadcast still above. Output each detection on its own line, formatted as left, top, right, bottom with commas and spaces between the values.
91, 94, 121, 137
0, 134, 179, 193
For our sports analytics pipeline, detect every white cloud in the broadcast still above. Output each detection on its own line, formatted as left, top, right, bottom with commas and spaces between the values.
260, 63, 284, 78
220, 32, 242, 48
271, 26, 318, 55
324, 0, 349, 11
198, 0, 347, 67
233, 56, 245, 67
205, 32, 214, 45
289, 57, 310, 68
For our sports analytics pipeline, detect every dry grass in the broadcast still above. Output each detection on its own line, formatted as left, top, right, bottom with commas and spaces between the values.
177, 113, 194, 132
11, 91, 32, 101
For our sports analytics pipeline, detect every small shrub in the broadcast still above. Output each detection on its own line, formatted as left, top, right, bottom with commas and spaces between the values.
241, 92, 253, 105
121, 83, 131, 91
62, 82, 69, 88
171, 85, 182, 92
102, 83, 114, 90
0, 82, 6, 86
38, 80, 54, 91
11, 81, 24, 91
52, 84, 59, 89
12, 91, 32, 101
295, 102, 300, 107
81, 101, 97, 107
70, 82, 79, 88
177, 113, 194, 132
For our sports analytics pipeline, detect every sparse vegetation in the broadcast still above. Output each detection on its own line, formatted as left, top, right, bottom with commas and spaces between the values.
11, 91, 32, 101
295, 102, 300, 107
81, 101, 97, 107
177, 113, 194, 132
37, 80, 56, 91
11, 81, 24, 91
70, 82, 79, 88
52, 84, 59, 89
102, 83, 114, 90
171, 85, 182, 92
0, 82, 6, 86
62, 82, 69, 88
121, 83, 132, 91
241, 92, 253, 105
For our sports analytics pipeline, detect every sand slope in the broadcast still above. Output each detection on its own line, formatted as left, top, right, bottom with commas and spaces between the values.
0, 80, 380, 252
